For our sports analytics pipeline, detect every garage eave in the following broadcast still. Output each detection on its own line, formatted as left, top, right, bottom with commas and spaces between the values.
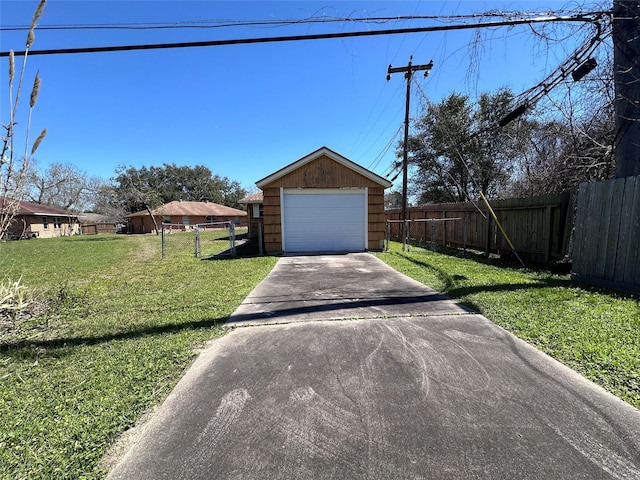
255, 146, 392, 189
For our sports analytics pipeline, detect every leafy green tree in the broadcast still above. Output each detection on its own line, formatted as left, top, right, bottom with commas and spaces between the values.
112, 163, 247, 214
406, 88, 529, 203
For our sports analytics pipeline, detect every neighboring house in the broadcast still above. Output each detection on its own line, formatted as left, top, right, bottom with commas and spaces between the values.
0, 196, 79, 239
125, 200, 247, 234
244, 146, 392, 254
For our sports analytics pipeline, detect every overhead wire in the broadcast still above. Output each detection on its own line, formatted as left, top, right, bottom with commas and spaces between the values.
367, 124, 404, 172
350, 81, 405, 156
1, 12, 610, 57
0, 11, 609, 32
349, 81, 395, 155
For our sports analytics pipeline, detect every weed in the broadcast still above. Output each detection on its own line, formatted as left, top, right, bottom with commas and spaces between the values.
0, 277, 31, 316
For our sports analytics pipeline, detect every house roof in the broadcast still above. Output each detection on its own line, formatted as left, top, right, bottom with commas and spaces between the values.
238, 192, 263, 204
0, 196, 77, 217
255, 146, 393, 189
125, 201, 247, 218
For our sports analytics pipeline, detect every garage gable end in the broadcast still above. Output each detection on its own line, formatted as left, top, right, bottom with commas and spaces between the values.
256, 147, 392, 189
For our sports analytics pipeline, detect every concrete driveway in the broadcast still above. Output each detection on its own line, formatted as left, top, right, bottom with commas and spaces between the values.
108, 254, 640, 479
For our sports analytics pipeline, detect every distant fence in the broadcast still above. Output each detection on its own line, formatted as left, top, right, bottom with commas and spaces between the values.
81, 223, 118, 235
386, 192, 574, 264
572, 175, 640, 294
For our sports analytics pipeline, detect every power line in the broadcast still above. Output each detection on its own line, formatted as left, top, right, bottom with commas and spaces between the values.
0, 11, 608, 32
1, 13, 609, 57
367, 124, 404, 172
350, 82, 404, 158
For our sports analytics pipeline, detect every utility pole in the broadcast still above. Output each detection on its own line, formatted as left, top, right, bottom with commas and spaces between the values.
387, 56, 433, 249
613, 0, 640, 178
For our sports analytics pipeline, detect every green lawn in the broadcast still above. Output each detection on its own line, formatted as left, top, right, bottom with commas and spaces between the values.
377, 242, 640, 410
2, 236, 638, 479
0, 234, 277, 480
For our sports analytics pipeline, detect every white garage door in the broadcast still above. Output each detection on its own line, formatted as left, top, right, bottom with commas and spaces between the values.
282, 189, 366, 252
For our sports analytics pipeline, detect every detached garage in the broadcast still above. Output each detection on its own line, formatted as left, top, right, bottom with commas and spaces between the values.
254, 147, 392, 254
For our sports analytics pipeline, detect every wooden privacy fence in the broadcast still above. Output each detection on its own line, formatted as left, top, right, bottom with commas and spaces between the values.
80, 223, 118, 235
386, 193, 573, 264
572, 175, 640, 294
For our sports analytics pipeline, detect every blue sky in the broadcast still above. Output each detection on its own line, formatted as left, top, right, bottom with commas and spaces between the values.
1, 0, 607, 194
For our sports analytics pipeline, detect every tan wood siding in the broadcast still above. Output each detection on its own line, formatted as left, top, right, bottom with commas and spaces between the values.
262, 187, 282, 253
368, 187, 385, 250
261, 155, 384, 189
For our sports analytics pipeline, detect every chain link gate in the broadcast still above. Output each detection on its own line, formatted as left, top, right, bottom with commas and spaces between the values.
161, 222, 239, 259
194, 222, 236, 258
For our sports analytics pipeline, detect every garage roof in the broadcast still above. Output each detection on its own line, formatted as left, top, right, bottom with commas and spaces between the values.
255, 147, 392, 189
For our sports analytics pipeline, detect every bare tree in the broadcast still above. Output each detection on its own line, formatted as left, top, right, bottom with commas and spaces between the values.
114, 165, 161, 235
0, 0, 47, 240
509, 49, 615, 196
26, 162, 105, 212
91, 184, 127, 222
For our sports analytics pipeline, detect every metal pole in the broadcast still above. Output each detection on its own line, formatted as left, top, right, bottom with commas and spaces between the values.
385, 221, 390, 252
194, 224, 200, 258
431, 221, 436, 251
161, 224, 166, 259
229, 222, 236, 256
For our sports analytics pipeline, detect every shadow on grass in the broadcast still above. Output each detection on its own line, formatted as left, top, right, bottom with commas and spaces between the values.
404, 242, 528, 269
66, 235, 129, 243
402, 241, 574, 273
393, 252, 577, 298
0, 315, 228, 357
402, 248, 639, 300
202, 238, 267, 260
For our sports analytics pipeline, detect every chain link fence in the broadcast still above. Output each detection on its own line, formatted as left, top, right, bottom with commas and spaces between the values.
161, 223, 247, 259
386, 218, 466, 252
